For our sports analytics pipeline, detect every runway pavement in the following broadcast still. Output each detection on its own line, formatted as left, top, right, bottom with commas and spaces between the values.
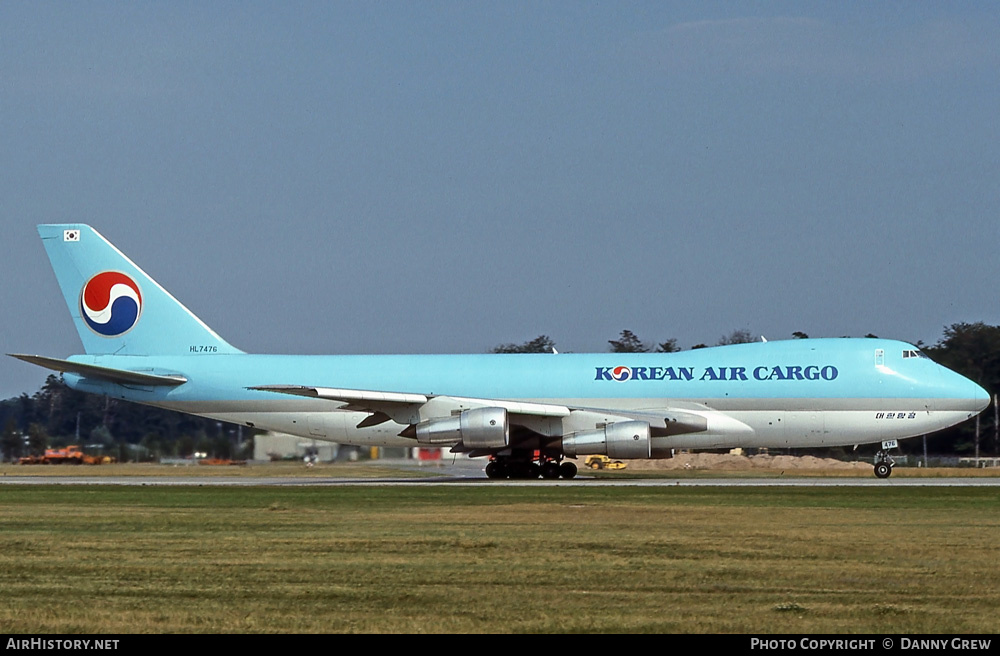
1, 457, 998, 488
2, 476, 999, 486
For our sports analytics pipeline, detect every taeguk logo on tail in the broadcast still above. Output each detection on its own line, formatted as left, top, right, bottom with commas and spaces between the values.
80, 271, 143, 337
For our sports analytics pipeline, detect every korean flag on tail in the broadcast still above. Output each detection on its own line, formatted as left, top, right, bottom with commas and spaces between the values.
64, 229, 80, 242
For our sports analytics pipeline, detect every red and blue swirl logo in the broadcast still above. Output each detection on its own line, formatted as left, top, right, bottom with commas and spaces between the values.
610, 366, 632, 382
80, 272, 143, 337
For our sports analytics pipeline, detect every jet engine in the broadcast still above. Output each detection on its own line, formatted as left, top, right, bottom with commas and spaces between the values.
562, 420, 651, 459
415, 407, 509, 449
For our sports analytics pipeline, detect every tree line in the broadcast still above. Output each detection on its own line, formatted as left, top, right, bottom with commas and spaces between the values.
2, 322, 997, 461
1, 375, 247, 462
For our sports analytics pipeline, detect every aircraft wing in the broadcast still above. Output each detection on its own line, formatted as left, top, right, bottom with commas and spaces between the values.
247, 384, 724, 439
248, 384, 571, 425
250, 384, 432, 408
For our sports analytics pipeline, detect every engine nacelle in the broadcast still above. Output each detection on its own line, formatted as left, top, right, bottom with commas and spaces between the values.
415, 407, 509, 449
562, 420, 651, 459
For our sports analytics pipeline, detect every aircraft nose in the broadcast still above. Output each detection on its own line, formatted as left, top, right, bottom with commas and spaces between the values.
937, 364, 991, 415
971, 381, 991, 413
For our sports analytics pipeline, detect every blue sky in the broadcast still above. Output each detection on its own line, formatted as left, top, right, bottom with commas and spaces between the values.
3, 2, 999, 398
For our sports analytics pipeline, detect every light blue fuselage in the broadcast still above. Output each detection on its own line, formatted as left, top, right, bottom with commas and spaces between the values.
19, 224, 989, 460
63, 338, 987, 451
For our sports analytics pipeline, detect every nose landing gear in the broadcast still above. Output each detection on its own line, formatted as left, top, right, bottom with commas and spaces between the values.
874, 458, 893, 478
873, 440, 898, 478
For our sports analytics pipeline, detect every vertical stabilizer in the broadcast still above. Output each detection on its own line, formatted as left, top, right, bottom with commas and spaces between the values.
38, 224, 242, 356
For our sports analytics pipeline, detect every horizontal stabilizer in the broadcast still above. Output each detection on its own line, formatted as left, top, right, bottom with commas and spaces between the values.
9, 354, 187, 386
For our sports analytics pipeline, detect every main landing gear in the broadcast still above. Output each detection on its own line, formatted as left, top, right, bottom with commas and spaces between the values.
873, 440, 898, 479
485, 453, 578, 480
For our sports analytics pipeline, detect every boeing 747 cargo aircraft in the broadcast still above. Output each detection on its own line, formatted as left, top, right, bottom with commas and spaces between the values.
11, 225, 990, 478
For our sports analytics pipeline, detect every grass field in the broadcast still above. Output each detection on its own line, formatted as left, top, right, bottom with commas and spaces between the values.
0, 461, 431, 479
4, 460, 1000, 478
0, 479, 997, 634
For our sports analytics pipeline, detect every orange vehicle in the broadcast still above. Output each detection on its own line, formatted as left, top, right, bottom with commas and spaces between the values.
18, 445, 114, 465
197, 458, 246, 466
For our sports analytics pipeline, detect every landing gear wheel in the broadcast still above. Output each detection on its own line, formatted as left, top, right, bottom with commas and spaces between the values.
559, 461, 577, 479
485, 461, 506, 479
541, 461, 561, 479
506, 462, 538, 479
873, 447, 895, 479
486, 454, 578, 480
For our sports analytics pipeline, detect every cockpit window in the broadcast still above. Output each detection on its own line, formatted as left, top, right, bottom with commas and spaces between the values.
902, 350, 928, 359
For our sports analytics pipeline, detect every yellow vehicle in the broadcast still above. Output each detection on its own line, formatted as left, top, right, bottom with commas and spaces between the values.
584, 455, 627, 470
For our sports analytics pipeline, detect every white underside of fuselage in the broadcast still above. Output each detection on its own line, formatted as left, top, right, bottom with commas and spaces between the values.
155, 397, 980, 455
